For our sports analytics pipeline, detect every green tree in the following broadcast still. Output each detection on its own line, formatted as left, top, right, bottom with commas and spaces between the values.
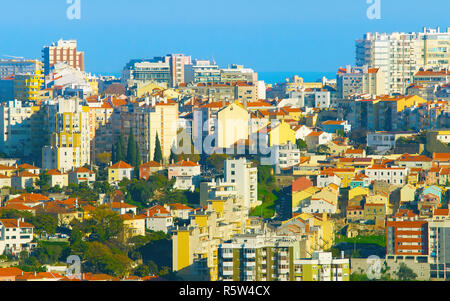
134, 264, 150, 277
36, 170, 50, 192
29, 213, 58, 235
316, 144, 331, 155
295, 138, 307, 151
206, 154, 230, 171
169, 147, 177, 164
114, 134, 126, 163
396, 263, 417, 281
83, 241, 132, 277
135, 141, 141, 178
127, 128, 137, 167
153, 133, 163, 163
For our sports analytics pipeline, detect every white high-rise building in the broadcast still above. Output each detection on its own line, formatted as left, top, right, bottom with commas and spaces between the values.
224, 158, 258, 209
356, 27, 450, 95
42, 97, 91, 172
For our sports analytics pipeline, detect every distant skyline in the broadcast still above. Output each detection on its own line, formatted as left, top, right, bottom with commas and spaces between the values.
0, 0, 448, 75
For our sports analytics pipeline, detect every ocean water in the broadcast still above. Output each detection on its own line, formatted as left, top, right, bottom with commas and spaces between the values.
258, 71, 336, 85
96, 71, 337, 85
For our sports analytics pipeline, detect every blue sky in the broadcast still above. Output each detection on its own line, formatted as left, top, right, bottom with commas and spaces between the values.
0, 0, 448, 75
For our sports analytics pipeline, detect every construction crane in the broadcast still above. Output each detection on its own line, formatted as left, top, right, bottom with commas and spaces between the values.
1, 55, 25, 60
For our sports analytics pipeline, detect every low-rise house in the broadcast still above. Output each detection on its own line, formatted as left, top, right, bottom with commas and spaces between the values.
68, 167, 96, 185
395, 154, 433, 170
301, 197, 336, 214
142, 205, 173, 233
121, 213, 146, 238
0, 267, 24, 281
305, 131, 333, 151
17, 164, 40, 175
108, 161, 134, 184
16, 272, 64, 281
0, 164, 17, 177
321, 120, 351, 134
426, 166, 441, 185
317, 170, 341, 188
400, 184, 417, 204
349, 173, 370, 188
433, 153, 450, 166
168, 160, 201, 191
364, 203, 386, 221
0, 218, 34, 255
11, 171, 39, 190
0, 174, 11, 188
5, 193, 49, 208
47, 169, 68, 188
165, 203, 194, 220
346, 206, 364, 221
139, 161, 163, 180
111, 201, 137, 215
365, 165, 408, 186
343, 148, 366, 158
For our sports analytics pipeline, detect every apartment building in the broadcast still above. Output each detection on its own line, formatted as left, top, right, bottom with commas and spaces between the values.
218, 234, 299, 281
122, 58, 172, 87
0, 218, 34, 256
184, 59, 221, 84
337, 65, 386, 98
224, 158, 258, 209
386, 210, 429, 258
275, 142, 301, 172
42, 39, 84, 75
0, 59, 42, 79
220, 64, 258, 83
428, 219, 450, 279
365, 165, 408, 186
356, 27, 450, 94
41, 98, 91, 172
294, 251, 350, 281
0, 100, 42, 158
172, 193, 248, 281
13, 70, 45, 101
168, 160, 201, 191
113, 97, 178, 163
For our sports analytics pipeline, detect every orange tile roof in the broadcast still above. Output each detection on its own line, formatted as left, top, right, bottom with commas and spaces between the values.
0, 218, 34, 228
168, 203, 193, 211
17, 163, 39, 170
0, 267, 23, 277
16, 171, 38, 178
169, 160, 200, 167
71, 167, 95, 174
111, 202, 137, 209
140, 161, 161, 168
110, 161, 133, 169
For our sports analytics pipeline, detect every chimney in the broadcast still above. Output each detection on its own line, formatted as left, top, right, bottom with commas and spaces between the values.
346, 65, 351, 74
341, 250, 344, 259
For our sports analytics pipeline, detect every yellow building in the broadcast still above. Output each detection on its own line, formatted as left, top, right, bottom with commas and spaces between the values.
268, 121, 296, 147
295, 251, 350, 281
41, 99, 91, 172
349, 186, 369, 202
14, 70, 44, 101
292, 186, 320, 210
121, 213, 146, 239
322, 168, 355, 188
217, 102, 249, 149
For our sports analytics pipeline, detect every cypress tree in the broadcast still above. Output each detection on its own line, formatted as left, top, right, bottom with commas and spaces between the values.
169, 147, 177, 164
153, 132, 163, 163
134, 141, 141, 178
116, 134, 126, 162
127, 128, 136, 166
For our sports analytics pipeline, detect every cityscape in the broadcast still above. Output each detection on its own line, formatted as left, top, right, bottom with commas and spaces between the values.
0, 1, 450, 285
